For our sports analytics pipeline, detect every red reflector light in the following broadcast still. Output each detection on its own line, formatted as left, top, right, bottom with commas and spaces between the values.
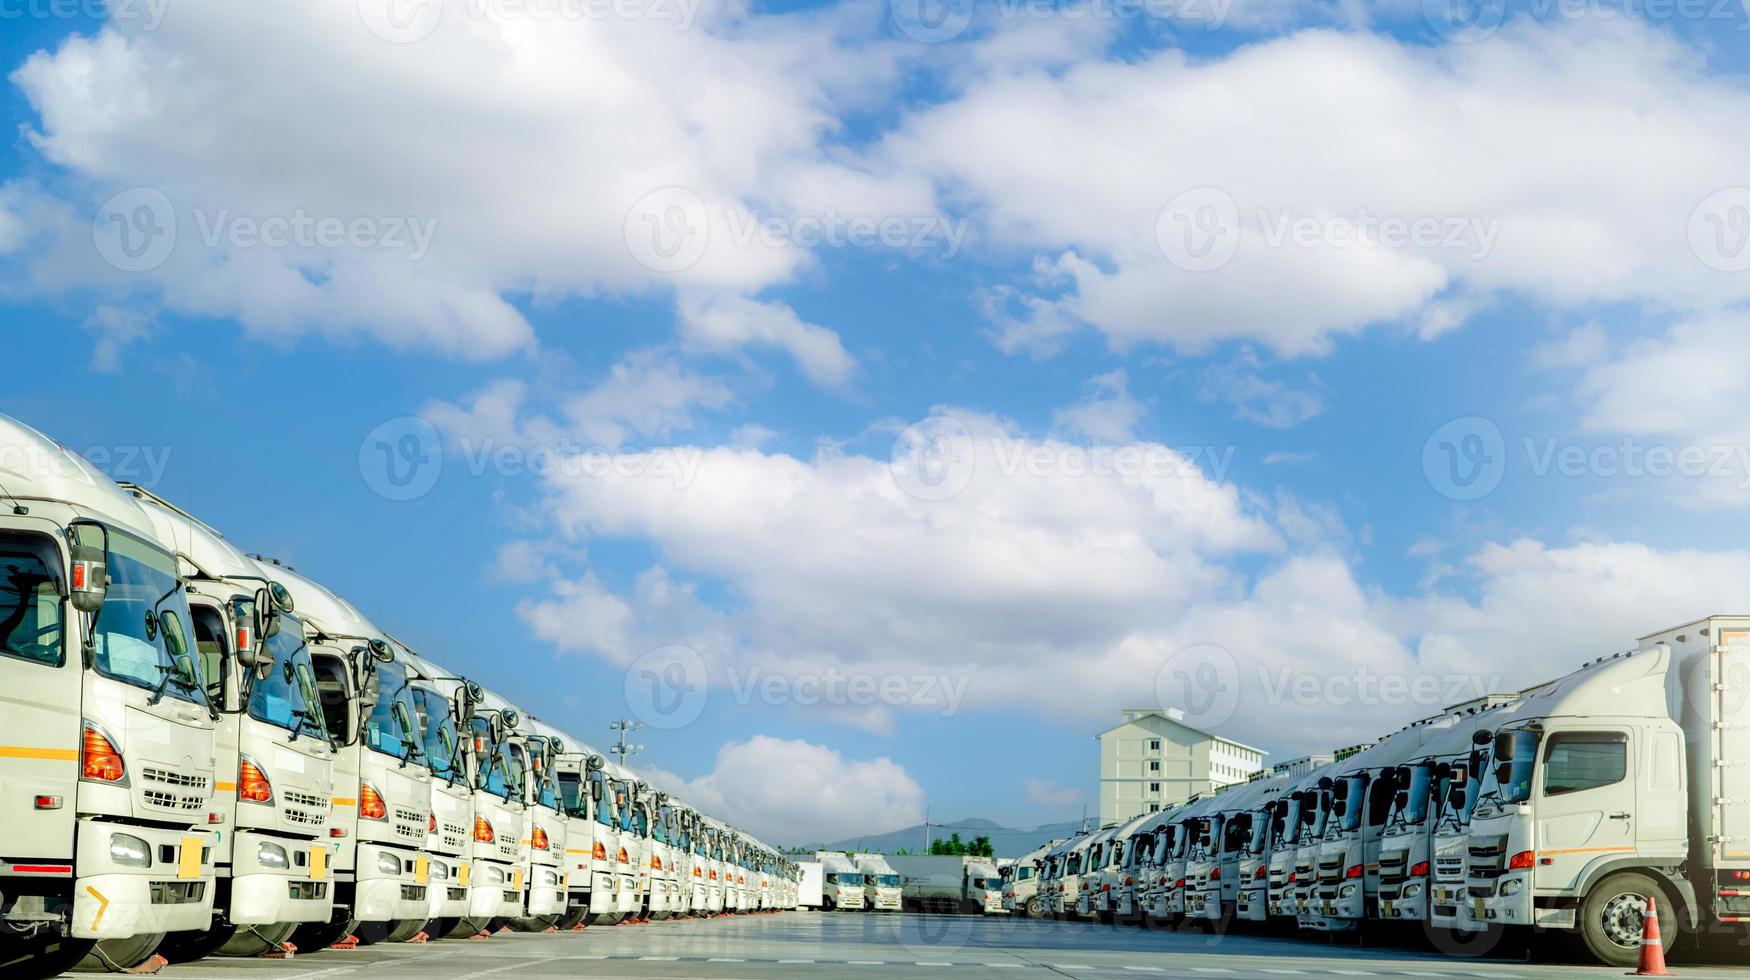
1410, 861, 1430, 877
330, 828, 347, 838
33, 795, 62, 810
80, 724, 125, 783
1508, 851, 1535, 870
1345, 865, 1363, 880
429, 814, 437, 833
71, 562, 86, 590
1254, 866, 1267, 880
235, 626, 251, 653
10, 864, 73, 875
1210, 867, 1221, 881
1287, 872, 1296, 883
1175, 879, 1185, 888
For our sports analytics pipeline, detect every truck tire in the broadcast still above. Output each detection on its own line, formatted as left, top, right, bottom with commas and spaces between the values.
290, 914, 359, 953
1024, 896, 1042, 918
1576, 872, 1675, 969
218, 922, 300, 957
74, 933, 165, 973
0, 937, 94, 980
556, 906, 588, 930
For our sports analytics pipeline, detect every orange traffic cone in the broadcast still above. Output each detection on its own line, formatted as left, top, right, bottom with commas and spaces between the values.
1630, 896, 1672, 976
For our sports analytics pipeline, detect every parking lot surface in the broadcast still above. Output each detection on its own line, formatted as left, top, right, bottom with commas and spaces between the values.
134, 913, 1740, 980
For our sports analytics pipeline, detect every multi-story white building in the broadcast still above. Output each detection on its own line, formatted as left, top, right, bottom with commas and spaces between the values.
1097, 708, 1266, 825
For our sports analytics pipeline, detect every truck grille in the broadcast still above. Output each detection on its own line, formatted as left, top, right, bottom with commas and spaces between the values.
1378, 853, 1407, 884
283, 790, 330, 828
150, 881, 206, 905
1466, 835, 1506, 897
393, 805, 426, 844
141, 767, 211, 812
1435, 855, 1465, 881
441, 821, 468, 851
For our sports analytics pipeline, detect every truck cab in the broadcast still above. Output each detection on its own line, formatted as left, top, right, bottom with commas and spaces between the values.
127, 495, 337, 961
551, 744, 604, 927
966, 860, 1003, 915
1464, 628, 1748, 967
516, 727, 568, 926
1376, 699, 1513, 930
853, 854, 902, 912
400, 657, 479, 934
458, 695, 528, 931
1003, 841, 1054, 916
254, 564, 433, 952
1231, 775, 1292, 923
816, 851, 865, 911
0, 415, 219, 975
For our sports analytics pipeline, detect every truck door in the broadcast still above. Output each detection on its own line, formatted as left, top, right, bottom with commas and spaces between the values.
0, 531, 81, 866
1533, 729, 1634, 892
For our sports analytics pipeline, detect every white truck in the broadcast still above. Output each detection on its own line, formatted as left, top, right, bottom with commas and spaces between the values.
1466, 620, 1750, 966
853, 854, 902, 911
885, 854, 1002, 914
0, 414, 219, 977
263, 565, 434, 952
815, 851, 865, 911
124, 492, 337, 961
398, 651, 479, 938
1003, 840, 1058, 917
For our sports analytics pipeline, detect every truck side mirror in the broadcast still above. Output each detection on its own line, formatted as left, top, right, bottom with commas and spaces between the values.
1393, 790, 1408, 811
1447, 782, 1467, 809
359, 668, 381, 710
68, 535, 109, 615
1493, 761, 1513, 787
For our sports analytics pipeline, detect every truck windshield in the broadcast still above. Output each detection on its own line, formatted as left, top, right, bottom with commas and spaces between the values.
88, 529, 203, 704
247, 612, 325, 737
1307, 791, 1331, 839
1402, 763, 1435, 824
873, 874, 899, 887
1496, 730, 1541, 805
525, 740, 558, 809
557, 770, 589, 818
471, 717, 517, 799
1275, 798, 1303, 848
1337, 776, 1366, 832
411, 686, 463, 782
834, 873, 864, 886
363, 659, 423, 762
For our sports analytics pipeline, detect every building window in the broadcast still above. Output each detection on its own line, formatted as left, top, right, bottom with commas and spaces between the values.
1149, 782, 1160, 793
1149, 739, 1161, 751
1149, 761, 1160, 773
1149, 803, 1160, 812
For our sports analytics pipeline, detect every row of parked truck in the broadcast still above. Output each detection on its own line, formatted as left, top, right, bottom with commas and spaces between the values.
999, 626, 1750, 968
814, 853, 1004, 915
0, 413, 802, 979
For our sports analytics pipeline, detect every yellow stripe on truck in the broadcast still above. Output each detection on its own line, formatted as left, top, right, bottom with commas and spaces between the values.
0, 746, 78, 761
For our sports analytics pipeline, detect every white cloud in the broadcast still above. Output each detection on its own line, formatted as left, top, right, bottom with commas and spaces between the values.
1198, 351, 1324, 429
82, 305, 153, 372
7, 3, 910, 359
880, 20, 1750, 356
1053, 369, 1146, 442
506, 405, 1750, 755
678, 293, 855, 388
643, 736, 924, 845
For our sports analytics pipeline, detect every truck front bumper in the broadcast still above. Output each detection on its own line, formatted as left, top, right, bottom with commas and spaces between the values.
71, 823, 217, 939
526, 864, 566, 916
425, 854, 468, 919
354, 842, 430, 922
1472, 872, 1533, 927
1236, 886, 1267, 922
1377, 880, 1427, 922
614, 873, 638, 915
228, 830, 332, 925
466, 859, 523, 919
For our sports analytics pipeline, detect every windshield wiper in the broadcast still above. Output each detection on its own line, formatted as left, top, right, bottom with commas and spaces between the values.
146, 659, 196, 707
288, 707, 334, 748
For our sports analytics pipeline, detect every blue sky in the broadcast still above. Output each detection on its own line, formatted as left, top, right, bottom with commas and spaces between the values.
2, 0, 1749, 844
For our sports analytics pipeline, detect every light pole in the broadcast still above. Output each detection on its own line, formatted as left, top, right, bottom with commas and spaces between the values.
609, 719, 644, 767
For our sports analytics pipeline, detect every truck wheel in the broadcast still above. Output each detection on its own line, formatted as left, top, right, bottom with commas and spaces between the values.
290, 915, 359, 953
0, 937, 95, 980
217, 922, 300, 957
510, 915, 559, 933
1577, 873, 1674, 969
1024, 896, 1042, 918
156, 927, 235, 964
556, 907, 588, 930
74, 933, 165, 973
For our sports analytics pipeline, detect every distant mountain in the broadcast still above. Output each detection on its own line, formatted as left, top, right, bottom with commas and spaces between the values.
814, 818, 1085, 859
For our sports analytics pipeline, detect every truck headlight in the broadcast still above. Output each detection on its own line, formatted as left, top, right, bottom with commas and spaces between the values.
1339, 884, 1358, 899
110, 833, 152, 868
430, 861, 449, 881
376, 852, 404, 876
258, 841, 291, 870
1402, 881, 1424, 899
487, 865, 505, 885
1501, 879, 1522, 897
